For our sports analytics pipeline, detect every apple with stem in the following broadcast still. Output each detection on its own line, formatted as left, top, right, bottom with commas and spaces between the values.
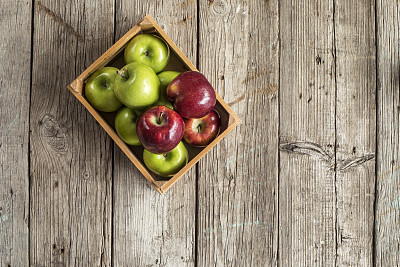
114, 62, 160, 109
124, 34, 170, 73
184, 110, 220, 147
143, 141, 188, 177
85, 67, 123, 112
136, 105, 185, 154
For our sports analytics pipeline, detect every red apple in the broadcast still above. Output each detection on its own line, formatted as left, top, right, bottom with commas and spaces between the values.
183, 110, 220, 147
166, 71, 216, 118
136, 105, 185, 154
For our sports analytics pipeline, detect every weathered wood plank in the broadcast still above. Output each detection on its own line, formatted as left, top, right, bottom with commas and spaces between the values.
375, 0, 400, 265
197, 0, 279, 265
112, 2, 197, 265
334, 0, 376, 265
30, 1, 114, 265
0, 0, 31, 266
278, 0, 337, 265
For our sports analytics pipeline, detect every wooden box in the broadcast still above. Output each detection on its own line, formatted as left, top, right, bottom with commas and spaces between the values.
67, 14, 240, 194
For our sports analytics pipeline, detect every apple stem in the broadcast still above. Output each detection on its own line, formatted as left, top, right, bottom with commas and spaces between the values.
117, 68, 128, 79
158, 111, 163, 124
197, 124, 202, 133
144, 50, 149, 56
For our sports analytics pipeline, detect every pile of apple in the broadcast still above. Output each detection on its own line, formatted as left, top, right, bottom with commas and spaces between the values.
85, 34, 220, 177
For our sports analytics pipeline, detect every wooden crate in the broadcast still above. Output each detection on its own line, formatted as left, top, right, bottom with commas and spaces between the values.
67, 14, 240, 194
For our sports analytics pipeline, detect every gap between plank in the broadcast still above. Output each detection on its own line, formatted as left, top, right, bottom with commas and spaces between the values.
194, 0, 200, 265
332, 0, 339, 265
372, 0, 379, 265
276, 0, 281, 265
111, 0, 117, 264
28, 0, 36, 265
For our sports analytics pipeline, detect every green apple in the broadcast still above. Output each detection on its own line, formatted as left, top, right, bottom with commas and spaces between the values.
158, 71, 181, 99
114, 62, 160, 109
84, 67, 123, 112
115, 107, 141, 145
151, 71, 181, 110
124, 34, 170, 73
143, 141, 188, 177
152, 98, 174, 110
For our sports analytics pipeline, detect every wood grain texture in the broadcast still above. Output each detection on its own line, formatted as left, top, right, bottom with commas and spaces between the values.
334, 0, 376, 265
0, 0, 31, 266
197, 0, 279, 265
2, 1, 400, 265
375, 0, 400, 265
112, 1, 197, 266
278, 0, 337, 266
29, 0, 114, 265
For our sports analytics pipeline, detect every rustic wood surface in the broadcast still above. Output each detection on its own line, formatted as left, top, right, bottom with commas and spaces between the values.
279, 0, 337, 265
198, 0, 279, 265
375, 0, 400, 265
0, 0, 31, 266
334, 0, 376, 265
30, 0, 113, 265
0, 0, 399, 266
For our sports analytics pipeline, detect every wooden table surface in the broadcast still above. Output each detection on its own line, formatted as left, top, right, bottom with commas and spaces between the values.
1, 0, 399, 266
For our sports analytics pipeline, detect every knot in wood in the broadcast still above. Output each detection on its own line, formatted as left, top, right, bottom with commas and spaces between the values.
39, 114, 68, 154
211, 0, 229, 15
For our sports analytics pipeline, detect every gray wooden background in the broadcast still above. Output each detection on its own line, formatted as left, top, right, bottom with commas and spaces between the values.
0, 0, 399, 266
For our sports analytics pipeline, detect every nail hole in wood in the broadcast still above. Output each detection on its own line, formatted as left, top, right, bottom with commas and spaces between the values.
316, 55, 322, 64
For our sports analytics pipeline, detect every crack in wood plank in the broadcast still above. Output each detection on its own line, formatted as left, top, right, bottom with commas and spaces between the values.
280, 141, 332, 162
228, 93, 246, 106
37, 1, 83, 42
280, 141, 375, 171
337, 154, 375, 171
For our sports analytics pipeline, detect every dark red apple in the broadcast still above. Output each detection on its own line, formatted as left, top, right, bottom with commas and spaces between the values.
183, 110, 220, 147
166, 71, 216, 118
137, 105, 185, 154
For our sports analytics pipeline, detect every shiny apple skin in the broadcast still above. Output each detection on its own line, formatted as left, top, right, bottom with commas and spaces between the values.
84, 67, 123, 112
166, 71, 216, 118
124, 34, 170, 73
143, 141, 189, 177
115, 107, 141, 146
136, 105, 185, 154
114, 62, 160, 109
184, 110, 220, 147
